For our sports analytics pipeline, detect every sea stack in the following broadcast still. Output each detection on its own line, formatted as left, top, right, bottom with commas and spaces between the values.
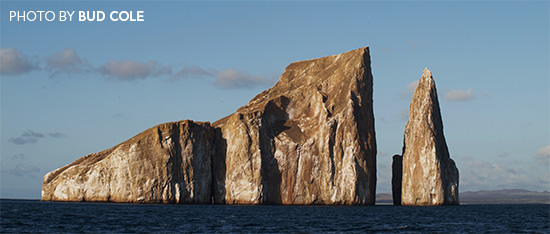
391, 154, 402, 205
401, 68, 459, 206
42, 47, 377, 205
213, 47, 377, 205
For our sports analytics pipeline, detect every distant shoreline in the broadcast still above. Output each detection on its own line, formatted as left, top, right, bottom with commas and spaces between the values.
378, 189, 550, 205
3, 189, 549, 205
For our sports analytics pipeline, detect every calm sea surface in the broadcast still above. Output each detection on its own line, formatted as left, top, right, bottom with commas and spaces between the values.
1, 199, 549, 233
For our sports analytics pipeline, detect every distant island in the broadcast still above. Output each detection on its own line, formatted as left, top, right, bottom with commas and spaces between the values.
377, 189, 550, 205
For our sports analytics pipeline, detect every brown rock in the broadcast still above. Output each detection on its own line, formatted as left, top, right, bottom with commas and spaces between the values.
42, 47, 377, 205
391, 154, 402, 205
41, 120, 216, 203
401, 68, 459, 206
213, 47, 377, 205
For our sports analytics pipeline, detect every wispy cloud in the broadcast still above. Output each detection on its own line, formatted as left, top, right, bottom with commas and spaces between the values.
215, 68, 274, 89
458, 155, 550, 192
444, 88, 475, 102
9, 130, 45, 145
4, 47, 274, 89
400, 80, 419, 99
98, 60, 172, 81
174, 65, 216, 79
8, 137, 39, 145
21, 130, 45, 138
0, 48, 38, 75
9, 154, 26, 160
9, 164, 41, 178
536, 144, 550, 166
48, 132, 66, 138
8, 130, 66, 145
407, 80, 418, 94
172, 66, 275, 89
45, 48, 91, 76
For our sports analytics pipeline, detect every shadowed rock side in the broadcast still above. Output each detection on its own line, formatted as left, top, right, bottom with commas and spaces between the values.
41, 120, 215, 203
401, 68, 459, 206
391, 154, 402, 205
213, 47, 377, 205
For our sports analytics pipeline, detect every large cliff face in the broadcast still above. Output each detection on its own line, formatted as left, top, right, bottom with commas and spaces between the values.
213, 47, 377, 205
401, 68, 459, 206
41, 120, 216, 203
42, 47, 377, 205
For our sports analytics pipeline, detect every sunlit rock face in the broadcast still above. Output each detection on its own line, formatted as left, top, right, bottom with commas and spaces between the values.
41, 120, 216, 203
42, 47, 377, 205
213, 47, 377, 205
401, 68, 459, 206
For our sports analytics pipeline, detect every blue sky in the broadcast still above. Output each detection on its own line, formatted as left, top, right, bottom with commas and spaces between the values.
1, 1, 548, 199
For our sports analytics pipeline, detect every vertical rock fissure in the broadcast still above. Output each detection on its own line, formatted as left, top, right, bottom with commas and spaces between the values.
166, 123, 183, 203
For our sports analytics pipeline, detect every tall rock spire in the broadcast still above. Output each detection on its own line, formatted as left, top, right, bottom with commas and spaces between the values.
401, 68, 459, 206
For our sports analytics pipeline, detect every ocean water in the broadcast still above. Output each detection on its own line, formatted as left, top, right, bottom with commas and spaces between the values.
1, 200, 548, 233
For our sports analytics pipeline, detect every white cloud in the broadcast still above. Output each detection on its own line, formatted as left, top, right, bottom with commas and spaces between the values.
536, 144, 550, 165
48, 132, 66, 138
407, 80, 418, 93
9, 164, 41, 178
45, 48, 90, 76
9, 130, 45, 145
400, 80, 419, 99
459, 155, 550, 192
215, 68, 274, 89
8, 130, 66, 145
444, 88, 475, 102
8, 137, 39, 145
2, 47, 272, 89
171, 65, 276, 89
175, 65, 216, 78
0, 48, 37, 75
98, 60, 172, 81
21, 130, 45, 138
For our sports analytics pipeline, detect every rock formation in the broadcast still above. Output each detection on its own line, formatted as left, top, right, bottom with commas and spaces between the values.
42, 120, 216, 203
391, 154, 402, 205
42, 47, 377, 205
401, 68, 459, 206
213, 47, 377, 205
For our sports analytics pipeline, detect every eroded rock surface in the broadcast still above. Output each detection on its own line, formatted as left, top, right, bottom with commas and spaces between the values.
42, 47, 377, 205
401, 68, 459, 206
213, 47, 377, 205
42, 120, 216, 203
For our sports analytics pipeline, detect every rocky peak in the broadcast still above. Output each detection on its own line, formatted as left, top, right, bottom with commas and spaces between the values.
401, 68, 459, 206
213, 47, 377, 205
